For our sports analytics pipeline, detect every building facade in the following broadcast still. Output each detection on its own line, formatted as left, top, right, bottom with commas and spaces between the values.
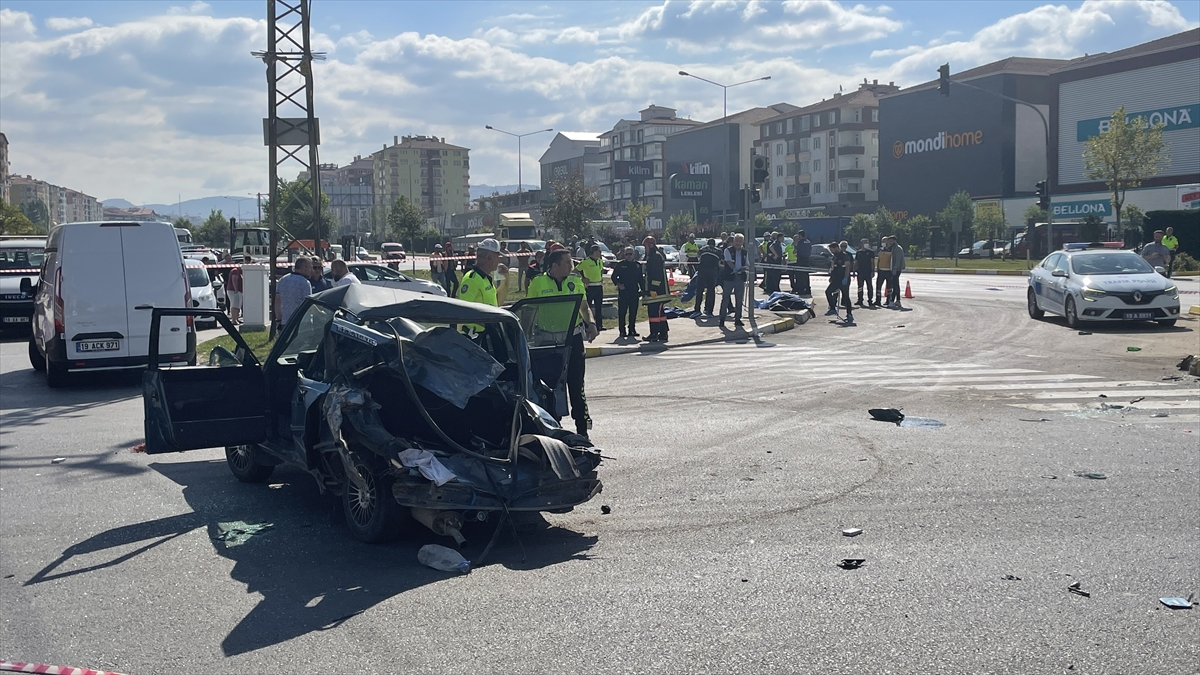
755, 81, 898, 219
538, 132, 604, 202
372, 135, 470, 225
597, 105, 704, 227
102, 206, 162, 222
311, 156, 375, 238
0, 132, 9, 204
10, 175, 100, 226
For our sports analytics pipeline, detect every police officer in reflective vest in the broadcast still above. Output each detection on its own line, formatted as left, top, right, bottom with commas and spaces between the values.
575, 244, 606, 331
527, 249, 599, 436
457, 238, 506, 336
681, 234, 700, 276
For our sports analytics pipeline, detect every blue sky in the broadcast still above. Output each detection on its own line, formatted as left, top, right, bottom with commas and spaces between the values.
2, 0, 1197, 205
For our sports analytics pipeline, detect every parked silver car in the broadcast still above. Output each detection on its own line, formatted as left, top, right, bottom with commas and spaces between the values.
324, 263, 447, 296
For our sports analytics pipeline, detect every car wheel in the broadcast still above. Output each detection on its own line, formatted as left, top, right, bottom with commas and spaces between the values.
46, 361, 69, 388
225, 445, 275, 483
1064, 297, 1081, 329
28, 336, 46, 372
342, 451, 403, 544
1157, 319, 1177, 328
1027, 289, 1045, 320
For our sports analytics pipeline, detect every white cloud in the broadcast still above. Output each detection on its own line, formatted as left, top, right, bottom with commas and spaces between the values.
168, 1, 212, 15
46, 16, 94, 32
0, 8, 37, 38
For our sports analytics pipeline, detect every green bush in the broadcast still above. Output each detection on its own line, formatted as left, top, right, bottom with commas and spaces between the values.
1173, 251, 1199, 272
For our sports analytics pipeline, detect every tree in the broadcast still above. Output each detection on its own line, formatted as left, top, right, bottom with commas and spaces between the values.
665, 211, 696, 243
974, 210, 1006, 241
542, 173, 599, 241
19, 200, 49, 231
845, 213, 876, 245
1083, 105, 1169, 234
387, 195, 425, 248
1022, 204, 1047, 226
0, 199, 38, 235
903, 214, 932, 256
265, 178, 336, 241
936, 190, 974, 234
193, 209, 230, 248
1121, 204, 1146, 231
626, 201, 653, 232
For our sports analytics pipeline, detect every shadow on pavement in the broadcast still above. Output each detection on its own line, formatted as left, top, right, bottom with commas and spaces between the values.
23, 457, 598, 657
1040, 315, 1196, 335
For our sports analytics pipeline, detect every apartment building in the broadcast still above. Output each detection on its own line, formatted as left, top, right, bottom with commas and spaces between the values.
597, 105, 704, 225
372, 135, 470, 224
10, 174, 100, 226
754, 81, 898, 217
304, 156, 375, 236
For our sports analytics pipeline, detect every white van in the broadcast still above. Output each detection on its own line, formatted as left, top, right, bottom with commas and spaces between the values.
29, 221, 196, 387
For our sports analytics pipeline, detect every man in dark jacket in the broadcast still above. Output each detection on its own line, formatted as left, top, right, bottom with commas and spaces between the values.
854, 238, 875, 308
694, 238, 721, 317
643, 236, 670, 343
611, 245, 644, 338
792, 230, 812, 294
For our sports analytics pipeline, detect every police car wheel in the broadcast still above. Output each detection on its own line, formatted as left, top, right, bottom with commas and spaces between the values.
1064, 297, 1081, 329
1026, 289, 1044, 320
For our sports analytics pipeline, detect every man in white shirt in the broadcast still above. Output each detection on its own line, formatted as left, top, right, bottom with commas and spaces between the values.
331, 259, 360, 286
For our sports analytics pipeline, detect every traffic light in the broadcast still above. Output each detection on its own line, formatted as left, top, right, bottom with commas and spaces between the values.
752, 155, 769, 185
749, 187, 761, 204
938, 64, 950, 97
1035, 180, 1049, 211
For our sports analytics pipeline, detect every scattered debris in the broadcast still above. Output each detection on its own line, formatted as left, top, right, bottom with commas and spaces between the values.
1162, 375, 1183, 381
1020, 418, 1051, 422
741, 578, 749, 583
1078, 331, 1092, 335
50, 457, 65, 464
842, 528, 863, 537
1002, 574, 1022, 581
895, 325, 905, 328
899, 417, 946, 429
1151, 412, 1170, 418
1127, 346, 1141, 352
417, 544, 471, 574
1177, 355, 1197, 372
3, 574, 13, 579
600, 505, 611, 515
130, 443, 146, 453
837, 558, 866, 570
1099, 403, 1124, 410
1074, 472, 1108, 480
1130, 397, 1145, 404
869, 408, 904, 424
1068, 581, 1091, 598
1098, 394, 1107, 398
213, 521, 274, 548
1040, 475, 1058, 480
1160, 597, 1193, 609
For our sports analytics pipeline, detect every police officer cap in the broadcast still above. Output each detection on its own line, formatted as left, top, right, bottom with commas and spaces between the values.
478, 238, 501, 253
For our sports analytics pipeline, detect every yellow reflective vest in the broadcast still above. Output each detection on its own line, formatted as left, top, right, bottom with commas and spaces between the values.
457, 267, 497, 335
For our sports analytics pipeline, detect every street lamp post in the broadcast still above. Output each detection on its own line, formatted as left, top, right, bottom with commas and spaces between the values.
485, 126, 553, 207
678, 71, 771, 225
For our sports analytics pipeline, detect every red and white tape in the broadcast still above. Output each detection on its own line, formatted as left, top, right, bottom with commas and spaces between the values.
0, 661, 129, 675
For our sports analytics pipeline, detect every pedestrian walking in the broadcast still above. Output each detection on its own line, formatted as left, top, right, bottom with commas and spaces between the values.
874, 237, 892, 308
643, 236, 670, 342
719, 233, 748, 329
576, 244, 606, 331
855, 238, 876, 308
824, 241, 855, 323
1141, 229, 1172, 271
695, 238, 721, 317
612, 245, 644, 338
887, 236, 907, 309
1162, 227, 1179, 278
226, 254, 246, 324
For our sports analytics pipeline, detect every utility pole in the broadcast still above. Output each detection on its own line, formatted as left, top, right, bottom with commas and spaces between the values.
254, 0, 324, 333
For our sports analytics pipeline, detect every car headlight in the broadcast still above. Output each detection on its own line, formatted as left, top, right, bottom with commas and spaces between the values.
1080, 287, 1107, 301
1164, 285, 1178, 298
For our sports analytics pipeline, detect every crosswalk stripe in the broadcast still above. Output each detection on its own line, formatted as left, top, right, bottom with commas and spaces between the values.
1014, 401, 1200, 411
1032, 389, 1198, 399
891, 380, 1178, 391
807, 373, 1095, 384
1109, 414, 1200, 424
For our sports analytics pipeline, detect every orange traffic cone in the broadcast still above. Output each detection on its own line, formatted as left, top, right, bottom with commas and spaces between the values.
668, 268, 675, 287
904, 281, 913, 299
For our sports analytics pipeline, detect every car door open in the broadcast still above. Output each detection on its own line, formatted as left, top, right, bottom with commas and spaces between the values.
509, 295, 583, 418
142, 308, 267, 453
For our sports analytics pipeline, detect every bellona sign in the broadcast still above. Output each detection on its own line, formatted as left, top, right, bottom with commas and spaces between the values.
1076, 104, 1199, 142
892, 129, 984, 158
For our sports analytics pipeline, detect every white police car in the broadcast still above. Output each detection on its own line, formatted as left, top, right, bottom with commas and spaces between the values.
1027, 247, 1181, 328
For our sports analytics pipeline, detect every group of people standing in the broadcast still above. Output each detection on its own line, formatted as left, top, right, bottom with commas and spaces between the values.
821, 235, 907, 325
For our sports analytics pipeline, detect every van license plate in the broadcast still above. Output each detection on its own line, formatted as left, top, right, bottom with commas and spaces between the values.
1125, 311, 1153, 320
76, 340, 120, 352
2, 316, 30, 323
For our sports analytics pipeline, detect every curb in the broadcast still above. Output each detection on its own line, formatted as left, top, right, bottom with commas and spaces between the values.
908, 268, 1031, 276
584, 315, 797, 358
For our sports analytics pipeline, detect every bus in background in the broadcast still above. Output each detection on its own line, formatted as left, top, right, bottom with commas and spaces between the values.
175, 227, 192, 246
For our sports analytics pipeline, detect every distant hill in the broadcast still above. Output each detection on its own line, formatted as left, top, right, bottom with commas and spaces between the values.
469, 184, 538, 200
100, 196, 262, 222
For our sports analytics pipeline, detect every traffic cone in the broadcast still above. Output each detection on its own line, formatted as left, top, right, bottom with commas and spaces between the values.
904, 281, 913, 299
668, 268, 675, 287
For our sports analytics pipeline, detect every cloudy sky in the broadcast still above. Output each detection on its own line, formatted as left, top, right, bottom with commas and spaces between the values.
1, 0, 1196, 205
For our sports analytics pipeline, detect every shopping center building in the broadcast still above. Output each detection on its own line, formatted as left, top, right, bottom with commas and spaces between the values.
879, 28, 1199, 230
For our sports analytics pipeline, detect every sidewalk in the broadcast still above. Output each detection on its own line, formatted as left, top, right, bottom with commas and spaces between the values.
583, 305, 800, 358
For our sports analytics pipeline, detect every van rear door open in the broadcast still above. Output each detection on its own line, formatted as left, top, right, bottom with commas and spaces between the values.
124, 223, 189, 358
61, 223, 132, 360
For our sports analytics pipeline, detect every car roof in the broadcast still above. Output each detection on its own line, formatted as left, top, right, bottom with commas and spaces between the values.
0, 238, 46, 247
183, 258, 207, 267
310, 282, 518, 323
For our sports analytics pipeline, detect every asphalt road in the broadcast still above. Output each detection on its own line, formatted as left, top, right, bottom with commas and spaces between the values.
1, 275, 1197, 674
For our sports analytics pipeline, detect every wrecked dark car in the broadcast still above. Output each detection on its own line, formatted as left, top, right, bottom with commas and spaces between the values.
141, 284, 602, 546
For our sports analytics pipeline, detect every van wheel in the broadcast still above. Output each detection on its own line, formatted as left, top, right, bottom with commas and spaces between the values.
342, 451, 402, 543
29, 337, 46, 372
1027, 289, 1045, 320
1064, 297, 1081, 329
225, 445, 275, 483
46, 362, 69, 388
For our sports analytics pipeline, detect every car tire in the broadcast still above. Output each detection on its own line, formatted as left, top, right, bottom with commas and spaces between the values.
1027, 289, 1045, 320
1157, 319, 1177, 328
225, 445, 275, 483
29, 337, 46, 372
342, 451, 403, 544
46, 361, 69, 388
1064, 297, 1081, 329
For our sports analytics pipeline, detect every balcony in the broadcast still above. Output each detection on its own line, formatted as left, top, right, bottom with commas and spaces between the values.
837, 144, 865, 155
838, 192, 867, 202
838, 169, 866, 178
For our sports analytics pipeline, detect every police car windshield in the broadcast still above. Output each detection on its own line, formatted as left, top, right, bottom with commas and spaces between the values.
1071, 252, 1155, 276
0, 247, 44, 270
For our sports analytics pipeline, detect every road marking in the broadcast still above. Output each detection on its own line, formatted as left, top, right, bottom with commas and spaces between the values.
838, 373, 1101, 385
1032, 389, 1198, 399
1013, 401, 1200, 411
892, 380, 1181, 391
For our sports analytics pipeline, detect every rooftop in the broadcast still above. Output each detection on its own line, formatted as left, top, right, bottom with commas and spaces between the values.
1052, 27, 1199, 73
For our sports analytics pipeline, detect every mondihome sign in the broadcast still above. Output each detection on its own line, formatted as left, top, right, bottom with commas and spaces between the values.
892, 129, 984, 159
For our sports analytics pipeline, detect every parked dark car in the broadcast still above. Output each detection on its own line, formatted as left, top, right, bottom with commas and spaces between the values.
141, 285, 602, 548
